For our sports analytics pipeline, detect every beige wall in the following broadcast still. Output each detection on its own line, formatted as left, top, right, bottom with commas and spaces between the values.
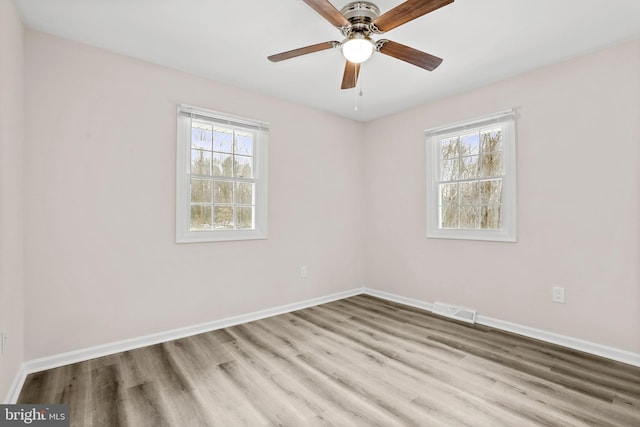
363, 39, 640, 353
23, 31, 365, 359
0, 0, 24, 400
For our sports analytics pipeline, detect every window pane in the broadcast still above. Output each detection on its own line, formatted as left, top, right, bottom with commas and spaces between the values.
459, 206, 480, 229
191, 122, 212, 150
191, 150, 212, 176
212, 153, 233, 177
441, 137, 458, 160
213, 127, 233, 153
441, 159, 458, 181
236, 182, 254, 205
235, 132, 254, 156
214, 206, 234, 229
481, 205, 502, 229
459, 155, 479, 179
480, 152, 503, 177
190, 205, 212, 230
191, 178, 212, 203
459, 182, 479, 206
459, 133, 480, 156
235, 207, 253, 229
235, 155, 253, 178
214, 180, 234, 204
441, 205, 458, 229
481, 128, 502, 152
480, 179, 502, 205
440, 183, 458, 206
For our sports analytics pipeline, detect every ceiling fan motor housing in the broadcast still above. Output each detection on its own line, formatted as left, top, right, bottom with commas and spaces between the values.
340, 1, 380, 36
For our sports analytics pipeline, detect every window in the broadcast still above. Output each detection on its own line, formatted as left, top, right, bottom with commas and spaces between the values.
176, 105, 268, 243
426, 110, 516, 242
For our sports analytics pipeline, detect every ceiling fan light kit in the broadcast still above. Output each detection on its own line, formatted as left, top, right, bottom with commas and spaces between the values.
341, 34, 374, 64
268, 0, 453, 89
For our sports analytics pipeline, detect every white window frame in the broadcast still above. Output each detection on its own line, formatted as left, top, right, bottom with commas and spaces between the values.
176, 104, 268, 243
425, 110, 517, 242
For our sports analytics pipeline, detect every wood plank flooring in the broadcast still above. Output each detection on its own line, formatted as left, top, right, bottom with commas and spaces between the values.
18, 295, 640, 426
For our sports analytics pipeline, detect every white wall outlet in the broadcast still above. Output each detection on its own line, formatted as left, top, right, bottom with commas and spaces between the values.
1, 331, 7, 354
299, 266, 308, 278
552, 287, 566, 303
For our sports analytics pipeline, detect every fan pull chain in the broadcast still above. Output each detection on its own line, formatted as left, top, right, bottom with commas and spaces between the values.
354, 68, 362, 112
354, 84, 359, 111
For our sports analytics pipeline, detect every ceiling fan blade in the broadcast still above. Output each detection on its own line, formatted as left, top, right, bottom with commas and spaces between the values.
302, 0, 350, 28
341, 61, 361, 89
268, 41, 338, 62
378, 40, 443, 71
373, 0, 454, 33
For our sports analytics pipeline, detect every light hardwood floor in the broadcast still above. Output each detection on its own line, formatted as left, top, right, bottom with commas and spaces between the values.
18, 295, 640, 426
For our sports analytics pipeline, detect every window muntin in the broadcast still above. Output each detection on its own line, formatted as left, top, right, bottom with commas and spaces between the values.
189, 122, 255, 231
438, 127, 503, 230
426, 111, 516, 242
177, 105, 268, 243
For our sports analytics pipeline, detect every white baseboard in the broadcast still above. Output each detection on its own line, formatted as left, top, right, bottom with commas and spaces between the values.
6, 287, 363, 403
4, 363, 27, 404
6, 286, 640, 402
477, 315, 640, 367
364, 288, 435, 312
363, 288, 640, 368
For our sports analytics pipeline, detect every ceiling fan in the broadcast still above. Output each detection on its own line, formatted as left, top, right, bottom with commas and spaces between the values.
268, 0, 454, 89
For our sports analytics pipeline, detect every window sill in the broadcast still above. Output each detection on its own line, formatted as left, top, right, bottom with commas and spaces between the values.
176, 229, 267, 243
426, 228, 516, 242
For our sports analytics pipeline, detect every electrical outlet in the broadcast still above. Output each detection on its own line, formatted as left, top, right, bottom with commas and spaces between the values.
300, 266, 308, 278
552, 287, 566, 304
1, 331, 7, 354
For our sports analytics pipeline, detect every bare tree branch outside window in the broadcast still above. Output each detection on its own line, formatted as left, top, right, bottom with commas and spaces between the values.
189, 122, 255, 231
439, 128, 503, 230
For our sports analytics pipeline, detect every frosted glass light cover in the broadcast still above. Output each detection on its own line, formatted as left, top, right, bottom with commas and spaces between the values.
341, 38, 374, 64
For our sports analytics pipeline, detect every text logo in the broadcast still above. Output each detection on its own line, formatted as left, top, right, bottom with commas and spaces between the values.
0, 405, 69, 427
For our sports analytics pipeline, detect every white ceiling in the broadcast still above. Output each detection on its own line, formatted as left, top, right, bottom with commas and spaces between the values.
14, 0, 640, 122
